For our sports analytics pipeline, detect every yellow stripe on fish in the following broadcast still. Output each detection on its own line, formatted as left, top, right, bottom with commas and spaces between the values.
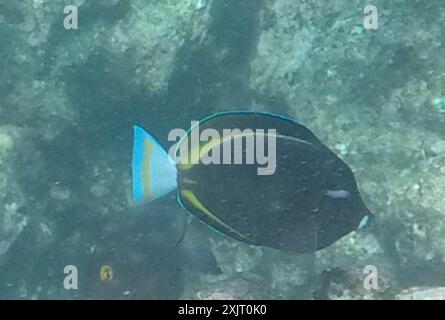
143, 139, 154, 200
179, 131, 311, 170
180, 189, 250, 242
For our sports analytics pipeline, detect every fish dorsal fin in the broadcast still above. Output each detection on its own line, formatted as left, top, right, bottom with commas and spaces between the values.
174, 110, 326, 167
189, 110, 324, 145
132, 126, 178, 204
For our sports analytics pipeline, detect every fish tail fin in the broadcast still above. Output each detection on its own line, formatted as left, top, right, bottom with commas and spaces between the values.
132, 125, 178, 204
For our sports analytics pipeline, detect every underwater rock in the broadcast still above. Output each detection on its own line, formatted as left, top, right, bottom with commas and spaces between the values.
313, 266, 393, 300
201, 234, 315, 299
386, 149, 445, 268
0, 0, 213, 299
81, 212, 185, 299
395, 287, 445, 300
4, 79, 74, 141
314, 230, 397, 298
2, 0, 212, 139
183, 274, 261, 300
0, 127, 32, 263
250, 0, 444, 117
203, 222, 395, 300
248, 0, 445, 291
103, 0, 212, 95
1, 0, 76, 141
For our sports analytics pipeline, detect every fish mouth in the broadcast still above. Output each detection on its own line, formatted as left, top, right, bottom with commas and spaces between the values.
359, 207, 376, 230
366, 211, 377, 225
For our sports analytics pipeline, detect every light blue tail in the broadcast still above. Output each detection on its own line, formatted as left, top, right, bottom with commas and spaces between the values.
132, 126, 178, 204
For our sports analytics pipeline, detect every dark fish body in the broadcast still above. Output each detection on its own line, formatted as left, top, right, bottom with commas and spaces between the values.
132, 111, 373, 253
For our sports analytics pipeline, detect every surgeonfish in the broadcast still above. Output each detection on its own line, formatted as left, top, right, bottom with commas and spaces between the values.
132, 110, 373, 253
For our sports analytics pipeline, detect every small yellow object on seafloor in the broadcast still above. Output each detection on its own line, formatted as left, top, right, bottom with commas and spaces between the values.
99, 265, 113, 282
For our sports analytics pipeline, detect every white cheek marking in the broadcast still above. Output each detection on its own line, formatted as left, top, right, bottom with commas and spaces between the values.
325, 189, 350, 199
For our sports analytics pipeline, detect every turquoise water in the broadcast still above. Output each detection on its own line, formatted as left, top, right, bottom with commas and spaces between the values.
0, 0, 445, 299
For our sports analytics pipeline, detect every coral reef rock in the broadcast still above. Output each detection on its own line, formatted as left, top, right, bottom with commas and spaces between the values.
395, 287, 445, 300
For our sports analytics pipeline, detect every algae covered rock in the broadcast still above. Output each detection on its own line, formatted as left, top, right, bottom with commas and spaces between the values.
0, 0, 213, 299
248, 0, 445, 296
189, 234, 316, 299
395, 287, 445, 300
0, 126, 36, 263
103, 0, 213, 95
